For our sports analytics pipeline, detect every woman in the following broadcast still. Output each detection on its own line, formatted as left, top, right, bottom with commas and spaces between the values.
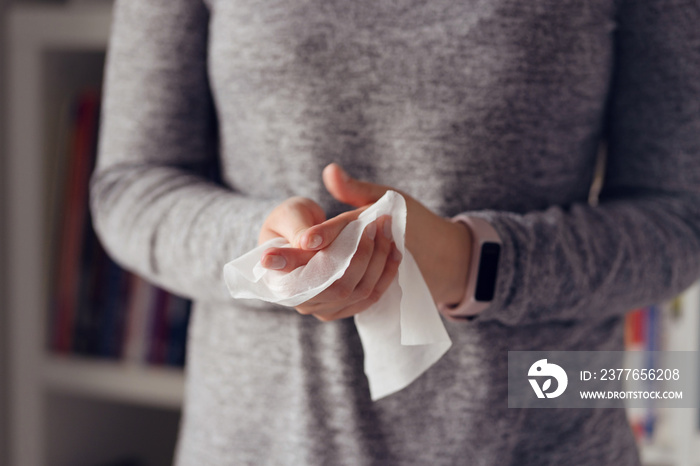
92, 0, 700, 464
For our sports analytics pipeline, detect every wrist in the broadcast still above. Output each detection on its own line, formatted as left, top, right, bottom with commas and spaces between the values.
404, 209, 472, 304
439, 216, 502, 318
440, 219, 472, 304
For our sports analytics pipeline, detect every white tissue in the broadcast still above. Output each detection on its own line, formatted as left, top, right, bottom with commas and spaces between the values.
223, 191, 452, 400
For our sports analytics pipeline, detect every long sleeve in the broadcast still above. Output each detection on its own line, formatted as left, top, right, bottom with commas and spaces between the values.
90, 0, 282, 302
472, 0, 700, 325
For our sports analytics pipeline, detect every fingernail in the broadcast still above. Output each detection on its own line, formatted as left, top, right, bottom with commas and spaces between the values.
306, 234, 323, 249
392, 248, 402, 262
263, 255, 286, 270
383, 217, 392, 239
366, 222, 377, 240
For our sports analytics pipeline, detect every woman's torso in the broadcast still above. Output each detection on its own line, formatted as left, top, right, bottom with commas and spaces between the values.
176, 1, 640, 464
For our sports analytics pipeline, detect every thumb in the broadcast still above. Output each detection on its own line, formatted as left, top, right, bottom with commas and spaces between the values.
322, 163, 389, 208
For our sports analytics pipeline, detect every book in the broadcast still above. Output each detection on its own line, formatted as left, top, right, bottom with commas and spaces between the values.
123, 274, 158, 364
51, 89, 100, 353
147, 289, 172, 365
625, 305, 665, 444
166, 297, 192, 367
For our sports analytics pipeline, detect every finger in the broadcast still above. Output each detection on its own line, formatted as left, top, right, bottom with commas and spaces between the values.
261, 197, 326, 246
366, 243, 402, 302
322, 163, 390, 208
294, 222, 377, 314
314, 301, 370, 322
260, 247, 316, 272
346, 216, 393, 302
316, 221, 377, 301
315, 243, 402, 321
298, 206, 368, 251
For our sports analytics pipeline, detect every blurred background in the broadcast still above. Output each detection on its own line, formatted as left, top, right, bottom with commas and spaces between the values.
2, 2, 189, 466
1, 1, 699, 466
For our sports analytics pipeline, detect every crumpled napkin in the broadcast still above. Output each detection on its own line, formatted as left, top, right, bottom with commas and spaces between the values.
223, 191, 452, 400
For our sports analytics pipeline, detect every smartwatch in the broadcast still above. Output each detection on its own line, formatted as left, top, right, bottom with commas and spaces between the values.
439, 216, 502, 319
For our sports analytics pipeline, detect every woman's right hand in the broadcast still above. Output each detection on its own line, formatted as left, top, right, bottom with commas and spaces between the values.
257, 197, 400, 322
257, 196, 329, 269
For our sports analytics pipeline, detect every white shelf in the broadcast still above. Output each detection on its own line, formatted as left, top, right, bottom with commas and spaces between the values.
641, 444, 677, 466
44, 357, 185, 410
8, 4, 113, 49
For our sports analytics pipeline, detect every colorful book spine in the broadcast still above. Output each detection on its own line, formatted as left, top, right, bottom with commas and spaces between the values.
51, 90, 100, 353
123, 274, 157, 364
625, 305, 665, 443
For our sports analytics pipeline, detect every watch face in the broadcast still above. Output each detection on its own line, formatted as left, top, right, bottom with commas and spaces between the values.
474, 242, 501, 302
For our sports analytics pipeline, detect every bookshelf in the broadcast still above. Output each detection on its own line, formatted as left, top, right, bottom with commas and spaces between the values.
4, 3, 700, 466
6, 5, 184, 466
637, 284, 700, 466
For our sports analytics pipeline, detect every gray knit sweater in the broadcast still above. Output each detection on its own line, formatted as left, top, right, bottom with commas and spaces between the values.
92, 0, 700, 464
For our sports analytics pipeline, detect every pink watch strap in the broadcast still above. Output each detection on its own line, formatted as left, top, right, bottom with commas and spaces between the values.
438, 215, 501, 320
